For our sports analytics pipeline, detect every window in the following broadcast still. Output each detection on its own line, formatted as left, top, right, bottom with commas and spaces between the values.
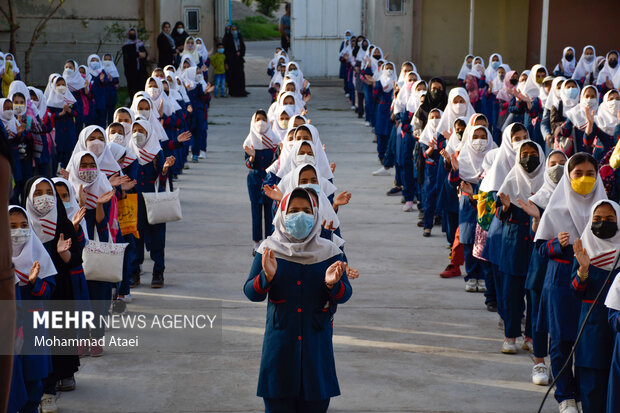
185, 8, 200, 33
386, 0, 404, 14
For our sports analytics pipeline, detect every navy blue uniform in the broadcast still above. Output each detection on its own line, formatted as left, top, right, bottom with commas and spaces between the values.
246, 148, 276, 242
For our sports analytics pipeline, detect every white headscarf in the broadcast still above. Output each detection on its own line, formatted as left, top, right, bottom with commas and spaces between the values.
419, 108, 443, 147
27, 86, 47, 119
79, 65, 92, 84
559, 80, 581, 116
67, 150, 114, 210
457, 55, 474, 80
566, 85, 599, 130
181, 36, 202, 65
128, 119, 162, 165
491, 64, 511, 95
393, 71, 419, 114
4, 53, 19, 74
195, 37, 209, 63
595, 89, 620, 136
554, 46, 576, 77
598, 51, 619, 86
277, 163, 340, 229
520, 64, 547, 99
0, 98, 18, 137
46, 76, 77, 109
9, 205, 57, 286
43, 73, 60, 102
580, 200, 620, 271
457, 125, 494, 184
497, 141, 545, 206
242, 111, 280, 151
544, 76, 566, 111
285, 61, 307, 91
277, 131, 333, 180
268, 91, 303, 123
102, 53, 120, 78
87, 54, 103, 77
257, 188, 342, 265
484, 53, 503, 82
25, 177, 58, 243
480, 123, 530, 193
51, 177, 89, 240
397, 61, 417, 88
271, 106, 295, 142
130, 95, 167, 142
535, 154, 607, 242
67, 125, 122, 177
378, 62, 397, 93
529, 150, 568, 209
63, 59, 86, 92
572, 45, 597, 81
405, 80, 427, 114
435, 88, 475, 136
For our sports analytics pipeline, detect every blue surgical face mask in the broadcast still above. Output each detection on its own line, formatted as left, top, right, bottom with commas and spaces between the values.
299, 183, 321, 194
284, 211, 314, 239
63, 201, 72, 211
217, 48, 225, 54
91, 61, 101, 70
491, 61, 500, 70
565, 87, 579, 100
289, 70, 298, 77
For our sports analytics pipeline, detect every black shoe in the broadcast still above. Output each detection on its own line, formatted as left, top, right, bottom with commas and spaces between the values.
151, 271, 164, 288
111, 299, 127, 314
58, 375, 76, 391
486, 302, 498, 312
129, 271, 140, 288
423, 229, 431, 237
386, 186, 402, 196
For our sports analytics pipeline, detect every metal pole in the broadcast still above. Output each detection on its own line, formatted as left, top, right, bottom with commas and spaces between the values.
228, 0, 232, 25
540, 0, 549, 67
468, 0, 474, 55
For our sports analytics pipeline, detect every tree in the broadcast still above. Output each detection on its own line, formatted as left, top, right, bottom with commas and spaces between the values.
101, 22, 150, 66
0, 0, 19, 56
242, 0, 282, 17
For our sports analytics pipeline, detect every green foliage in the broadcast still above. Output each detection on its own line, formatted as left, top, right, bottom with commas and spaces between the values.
232, 16, 280, 41
241, 0, 281, 17
100, 21, 150, 65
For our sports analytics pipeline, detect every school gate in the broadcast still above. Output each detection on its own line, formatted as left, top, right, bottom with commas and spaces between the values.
290, 0, 363, 78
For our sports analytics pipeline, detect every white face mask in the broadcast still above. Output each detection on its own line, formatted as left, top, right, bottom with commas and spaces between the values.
452, 102, 467, 116
109, 133, 124, 144
256, 120, 269, 133
428, 117, 440, 129
471, 138, 488, 152
195, 73, 203, 82
512, 140, 523, 151
296, 154, 315, 165
138, 110, 150, 120
11, 228, 30, 245
56, 85, 67, 95
282, 104, 296, 113
177, 28, 184, 34
103, 60, 112, 67
133, 132, 147, 148
147, 87, 159, 98
605, 99, 620, 111
33, 194, 55, 215
582, 97, 597, 108
385, 69, 394, 77
121, 122, 132, 136
86, 139, 105, 157
1, 109, 14, 120
13, 104, 25, 116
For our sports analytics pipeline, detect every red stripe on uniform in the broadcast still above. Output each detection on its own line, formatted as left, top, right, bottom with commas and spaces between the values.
333, 282, 345, 300
253, 274, 270, 294
31, 281, 47, 297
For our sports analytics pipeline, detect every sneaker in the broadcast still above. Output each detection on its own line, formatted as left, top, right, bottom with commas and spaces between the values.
78, 345, 88, 358
440, 264, 461, 278
501, 338, 518, 354
423, 228, 431, 237
365, 121, 371, 126
192, 155, 199, 163
372, 167, 391, 176
558, 399, 578, 413
151, 271, 164, 288
183, 164, 190, 170
445, 243, 452, 249
199, 150, 207, 159
476, 279, 487, 292
40, 393, 58, 413
465, 279, 478, 292
351, 105, 356, 110
58, 375, 76, 391
345, 93, 350, 97
90, 344, 103, 357
486, 301, 498, 312
417, 211, 424, 220
119, 294, 132, 303
522, 337, 534, 353
402, 201, 414, 212
386, 187, 402, 196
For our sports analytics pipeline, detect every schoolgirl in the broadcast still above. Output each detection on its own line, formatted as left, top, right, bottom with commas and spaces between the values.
27, 86, 53, 178
534, 152, 607, 411
587, 89, 620, 162
553, 47, 576, 78
180, 55, 210, 162
0, 98, 27, 203
550, 79, 581, 154
45, 76, 77, 170
595, 51, 619, 96
571, 45, 597, 87
85, 54, 109, 127
456, 55, 474, 87
102, 53, 120, 124
367, 61, 396, 164
605, 269, 620, 412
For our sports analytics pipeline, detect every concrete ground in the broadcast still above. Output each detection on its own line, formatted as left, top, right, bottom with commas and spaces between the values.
55, 42, 556, 413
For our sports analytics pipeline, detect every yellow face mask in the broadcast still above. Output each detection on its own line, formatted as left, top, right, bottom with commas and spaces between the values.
571, 176, 596, 195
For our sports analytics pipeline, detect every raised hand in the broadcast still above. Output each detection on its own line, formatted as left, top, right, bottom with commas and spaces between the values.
325, 261, 346, 289
450, 153, 459, 171
244, 145, 255, 157
109, 172, 131, 187
58, 168, 69, 180
163, 156, 176, 174
72, 207, 87, 231
573, 238, 590, 274
263, 184, 283, 201
57, 233, 72, 254
78, 185, 87, 207
460, 181, 473, 196
330, 162, 336, 173
29, 261, 40, 284
97, 190, 115, 205
121, 179, 137, 191
262, 247, 277, 283
322, 220, 335, 231
347, 266, 360, 280
498, 192, 511, 210
558, 231, 570, 248
177, 131, 192, 143
333, 191, 351, 207
516, 198, 540, 219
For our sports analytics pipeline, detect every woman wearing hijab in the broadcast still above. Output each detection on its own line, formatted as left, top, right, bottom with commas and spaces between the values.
122, 28, 148, 99
554, 47, 576, 78
518, 150, 567, 385
26, 86, 53, 178
171, 21, 189, 53
157, 21, 177, 68
85, 54, 109, 127
588, 89, 620, 162
102, 53, 120, 125
534, 152, 607, 412
61, 59, 87, 133
22, 176, 83, 409
456, 55, 474, 87
9, 204, 57, 413
45, 76, 79, 172
512, 65, 547, 147
570, 200, 617, 413
571, 45, 597, 87
223, 24, 248, 97
496, 141, 545, 354
179, 56, 211, 162
550, 79, 581, 155
414, 77, 448, 130
243, 110, 279, 255
449, 125, 494, 293
1, 97, 28, 204
365, 61, 396, 164
244, 187, 351, 412
361, 46, 382, 127
596, 51, 619, 96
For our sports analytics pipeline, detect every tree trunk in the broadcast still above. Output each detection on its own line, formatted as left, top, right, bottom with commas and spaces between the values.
0, 0, 19, 56
23, 0, 65, 83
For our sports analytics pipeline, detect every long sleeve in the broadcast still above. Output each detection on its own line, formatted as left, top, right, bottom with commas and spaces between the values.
244, 253, 271, 302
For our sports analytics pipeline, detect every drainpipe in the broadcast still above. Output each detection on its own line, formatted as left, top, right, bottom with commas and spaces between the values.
540, 0, 549, 67
468, 0, 474, 55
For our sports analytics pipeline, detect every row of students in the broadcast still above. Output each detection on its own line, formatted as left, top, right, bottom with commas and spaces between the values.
246, 56, 360, 411
337, 35, 620, 413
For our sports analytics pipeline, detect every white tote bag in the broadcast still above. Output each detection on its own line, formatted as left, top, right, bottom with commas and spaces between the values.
82, 231, 128, 283
142, 178, 182, 224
